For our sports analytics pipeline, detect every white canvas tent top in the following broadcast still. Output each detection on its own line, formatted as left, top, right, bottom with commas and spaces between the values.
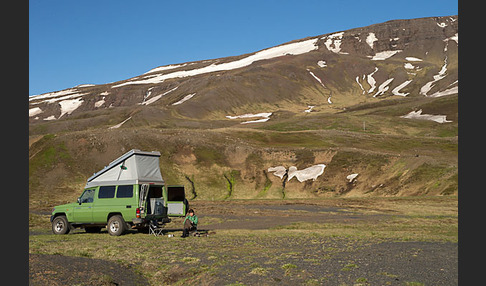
85, 149, 164, 188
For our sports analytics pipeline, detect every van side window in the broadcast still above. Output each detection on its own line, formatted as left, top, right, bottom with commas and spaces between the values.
167, 186, 185, 201
116, 185, 133, 198
98, 186, 116, 198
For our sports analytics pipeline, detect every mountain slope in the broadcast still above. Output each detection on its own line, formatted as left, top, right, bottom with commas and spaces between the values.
29, 15, 457, 125
29, 16, 458, 209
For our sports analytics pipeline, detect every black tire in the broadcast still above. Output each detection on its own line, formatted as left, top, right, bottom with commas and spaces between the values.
52, 216, 70, 235
107, 215, 126, 236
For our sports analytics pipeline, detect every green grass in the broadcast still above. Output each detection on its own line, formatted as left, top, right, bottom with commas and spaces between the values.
194, 146, 227, 167
249, 266, 269, 276
341, 262, 358, 271
403, 163, 454, 185
281, 263, 298, 276
30, 197, 457, 285
230, 130, 333, 148
29, 134, 71, 177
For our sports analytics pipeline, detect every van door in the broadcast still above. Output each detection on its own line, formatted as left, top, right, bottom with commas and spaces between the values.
92, 185, 116, 223
115, 185, 136, 221
144, 185, 165, 216
139, 184, 149, 211
166, 185, 187, 216
73, 188, 95, 222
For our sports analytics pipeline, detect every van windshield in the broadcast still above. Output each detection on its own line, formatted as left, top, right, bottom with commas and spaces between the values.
79, 189, 95, 203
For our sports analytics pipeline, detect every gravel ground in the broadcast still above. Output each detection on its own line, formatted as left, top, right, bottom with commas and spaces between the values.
29, 253, 149, 286
29, 200, 457, 285
29, 237, 457, 285
168, 235, 457, 285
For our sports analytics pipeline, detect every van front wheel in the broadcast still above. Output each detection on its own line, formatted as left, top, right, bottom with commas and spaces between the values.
52, 215, 70, 235
107, 215, 126, 236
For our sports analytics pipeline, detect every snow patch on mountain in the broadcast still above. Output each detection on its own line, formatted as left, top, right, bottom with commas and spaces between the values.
43, 115, 56, 121
307, 70, 332, 104
109, 116, 132, 129
428, 85, 458, 98
317, 60, 327, 67
400, 109, 451, 123
287, 164, 326, 182
241, 118, 270, 124
374, 78, 394, 97
226, 112, 272, 124
367, 67, 379, 93
267, 166, 287, 179
113, 38, 319, 87
347, 173, 359, 182
356, 76, 366, 94
94, 97, 105, 108
304, 105, 315, 113
59, 98, 84, 118
226, 113, 272, 120
391, 80, 412, 96
308, 70, 326, 88
437, 22, 447, 28
29, 107, 43, 117
141, 86, 178, 105
421, 40, 457, 94
405, 57, 423, 62
366, 32, 378, 49
371, 50, 402, 60
268, 164, 326, 182
172, 93, 196, 105
404, 63, 416, 69
144, 63, 188, 74
322, 32, 348, 54
444, 33, 458, 45
140, 87, 155, 104
420, 57, 448, 96
27, 89, 88, 106
29, 88, 79, 102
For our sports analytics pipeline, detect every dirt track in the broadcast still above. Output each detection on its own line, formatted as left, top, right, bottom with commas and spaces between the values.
191, 200, 388, 230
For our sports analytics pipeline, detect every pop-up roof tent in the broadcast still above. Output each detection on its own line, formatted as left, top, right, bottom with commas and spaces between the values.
85, 149, 164, 188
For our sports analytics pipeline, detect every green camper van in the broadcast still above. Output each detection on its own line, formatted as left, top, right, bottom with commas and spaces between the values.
50, 149, 189, 236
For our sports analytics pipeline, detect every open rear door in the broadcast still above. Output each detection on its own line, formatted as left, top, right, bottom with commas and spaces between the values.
139, 184, 149, 214
166, 185, 188, 216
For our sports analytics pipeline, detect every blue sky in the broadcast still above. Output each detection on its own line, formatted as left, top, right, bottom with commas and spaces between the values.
29, 0, 458, 96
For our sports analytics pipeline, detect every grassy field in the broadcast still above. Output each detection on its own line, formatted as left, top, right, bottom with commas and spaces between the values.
29, 197, 457, 285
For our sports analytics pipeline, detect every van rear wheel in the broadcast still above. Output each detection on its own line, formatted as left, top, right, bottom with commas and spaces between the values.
52, 215, 70, 235
107, 215, 126, 236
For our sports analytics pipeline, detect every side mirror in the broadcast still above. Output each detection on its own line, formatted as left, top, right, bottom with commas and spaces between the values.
77, 198, 81, 205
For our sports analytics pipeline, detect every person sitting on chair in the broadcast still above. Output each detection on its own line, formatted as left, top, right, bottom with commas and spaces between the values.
181, 209, 198, 238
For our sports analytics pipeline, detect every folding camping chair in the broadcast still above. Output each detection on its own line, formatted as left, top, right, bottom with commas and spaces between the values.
148, 219, 163, 237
